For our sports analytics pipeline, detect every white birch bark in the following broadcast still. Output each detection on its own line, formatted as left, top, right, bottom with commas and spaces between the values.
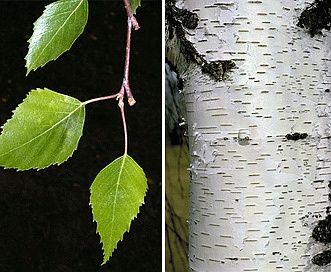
166, 0, 331, 271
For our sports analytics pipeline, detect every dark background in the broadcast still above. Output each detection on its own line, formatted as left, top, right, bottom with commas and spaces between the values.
0, 1, 161, 271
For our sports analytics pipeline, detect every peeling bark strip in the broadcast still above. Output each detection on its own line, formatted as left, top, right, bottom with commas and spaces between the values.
166, 0, 331, 271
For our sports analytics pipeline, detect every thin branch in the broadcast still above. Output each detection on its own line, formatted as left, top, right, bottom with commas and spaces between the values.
122, 0, 140, 106
116, 0, 140, 153
83, 1, 140, 155
123, 17, 135, 106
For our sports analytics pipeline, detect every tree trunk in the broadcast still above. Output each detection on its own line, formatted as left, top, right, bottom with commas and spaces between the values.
166, 0, 331, 271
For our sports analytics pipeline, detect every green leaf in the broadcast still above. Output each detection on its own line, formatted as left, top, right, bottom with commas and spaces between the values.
0, 88, 85, 170
129, 0, 141, 14
90, 154, 147, 264
25, 0, 89, 74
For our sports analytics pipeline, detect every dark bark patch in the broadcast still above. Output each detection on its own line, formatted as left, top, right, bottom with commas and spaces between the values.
312, 214, 331, 243
176, 7, 199, 29
201, 60, 236, 81
312, 250, 331, 266
285, 132, 308, 140
311, 183, 331, 267
297, 0, 331, 37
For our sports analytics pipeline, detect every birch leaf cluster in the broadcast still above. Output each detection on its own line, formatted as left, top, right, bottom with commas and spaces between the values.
0, 0, 146, 265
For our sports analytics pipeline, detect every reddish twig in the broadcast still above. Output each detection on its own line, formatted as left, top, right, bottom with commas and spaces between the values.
122, 0, 140, 106
119, 0, 140, 153
84, 1, 139, 154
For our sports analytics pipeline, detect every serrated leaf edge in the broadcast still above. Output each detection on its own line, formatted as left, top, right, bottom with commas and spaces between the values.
25, 0, 88, 74
100, 202, 144, 265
